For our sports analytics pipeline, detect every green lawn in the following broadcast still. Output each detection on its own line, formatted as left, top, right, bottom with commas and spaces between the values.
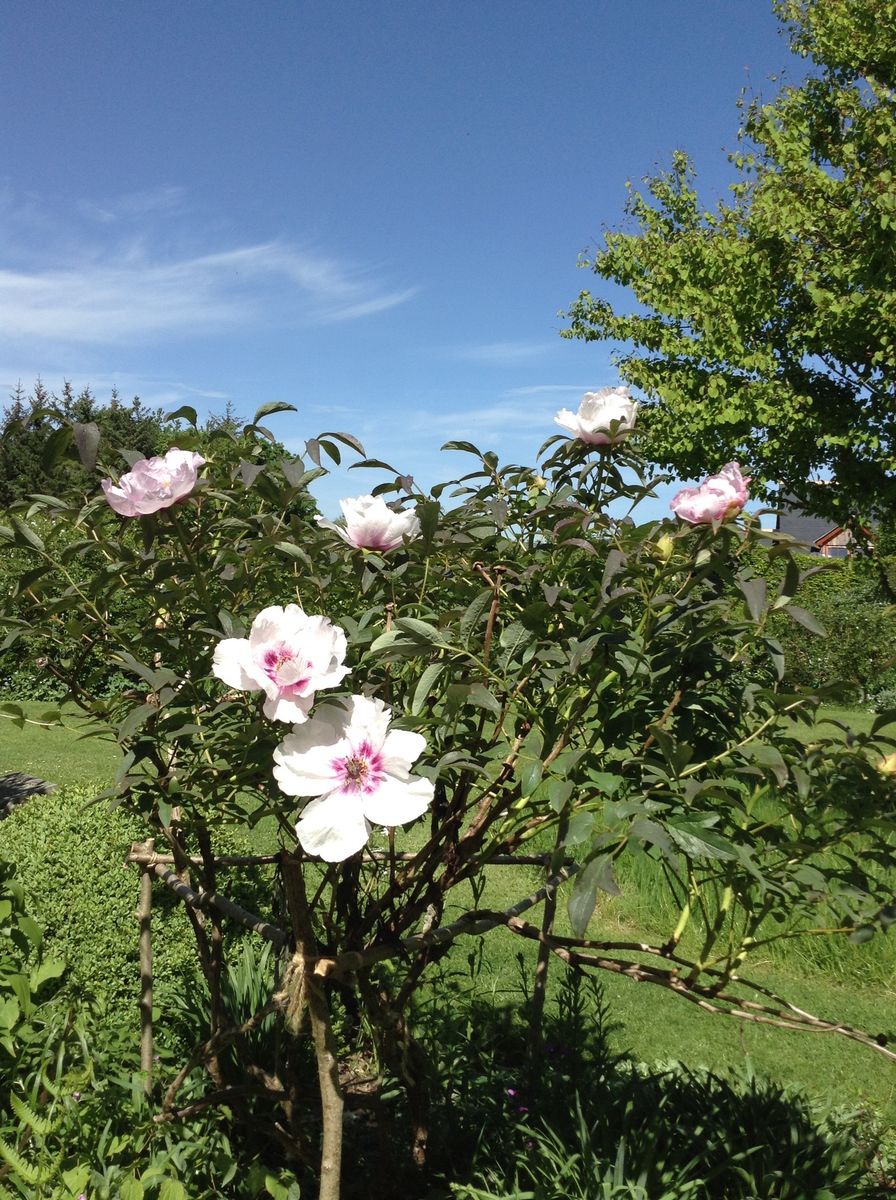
434, 859, 896, 1126
0, 701, 120, 790
788, 704, 878, 743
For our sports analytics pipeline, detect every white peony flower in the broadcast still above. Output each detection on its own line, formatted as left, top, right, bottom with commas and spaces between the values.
273, 694, 434, 862
316, 494, 421, 551
101, 447, 205, 516
554, 387, 638, 446
212, 604, 350, 723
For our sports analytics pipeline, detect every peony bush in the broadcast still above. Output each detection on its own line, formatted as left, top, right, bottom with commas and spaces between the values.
1, 395, 894, 1199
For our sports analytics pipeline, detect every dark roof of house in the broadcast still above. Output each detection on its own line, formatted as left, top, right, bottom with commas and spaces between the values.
774, 497, 838, 550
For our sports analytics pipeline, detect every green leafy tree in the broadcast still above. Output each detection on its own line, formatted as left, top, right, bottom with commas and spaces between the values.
564, 0, 896, 527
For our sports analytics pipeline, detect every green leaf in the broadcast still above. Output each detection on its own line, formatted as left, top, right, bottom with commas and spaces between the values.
8, 974, 32, 1016
547, 778, 574, 812
737, 576, 767, 622
441, 439, 484, 456
117, 703, 157, 742
460, 588, 493, 646
467, 683, 501, 714
629, 817, 672, 855
369, 630, 400, 654
166, 404, 198, 426
61, 1165, 91, 1197
761, 637, 785, 680
601, 549, 626, 597
590, 771, 622, 796
73, 420, 101, 470
118, 1175, 145, 1200
746, 742, 789, 786
0, 1137, 40, 1184
9, 517, 45, 553
0, 996, 20, 1032
318, 429, 366, 456
563, 811, 594, 845
264, 1174, 301, 1200
568, 854, 619, 938
779, 555, 800, 603
520, 758, 543, 798
394, 617, 450, 647
348, 456, 399, 473
871, 709, 896, 735
16, 914, 42, 947
239, 459, 265, 488
416, 498, 440, 550
30, 959, 66, 992
786, 604, 826, 636
410, 662, 444, 715
10, 1093, 54, 1136
41, 424, 73, 472
498, 620, 535, 664
159, 1180, 188, 1200
667, 821, 737, 861
253, 401, 298, 423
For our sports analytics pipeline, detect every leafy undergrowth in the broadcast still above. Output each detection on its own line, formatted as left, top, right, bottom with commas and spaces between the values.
416, 966, 896, 1199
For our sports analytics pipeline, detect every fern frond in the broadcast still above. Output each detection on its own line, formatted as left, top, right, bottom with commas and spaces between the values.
9, 1093, 55, 1137
0, 1136, 42, 1185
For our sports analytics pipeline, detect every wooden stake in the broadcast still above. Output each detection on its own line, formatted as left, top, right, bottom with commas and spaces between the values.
137, 838, 155, 1097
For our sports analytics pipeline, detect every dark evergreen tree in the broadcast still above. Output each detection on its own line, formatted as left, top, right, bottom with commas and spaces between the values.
0, 380, 173, 506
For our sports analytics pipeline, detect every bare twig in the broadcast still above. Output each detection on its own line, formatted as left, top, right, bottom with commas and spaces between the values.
146, 863, 288, 948
502, 916, 896, 1062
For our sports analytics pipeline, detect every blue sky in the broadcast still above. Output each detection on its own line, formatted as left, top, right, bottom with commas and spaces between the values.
0, 2, 802, 516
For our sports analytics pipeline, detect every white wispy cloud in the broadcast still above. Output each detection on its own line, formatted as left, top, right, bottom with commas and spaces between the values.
505, 383, 592, 396
410, 398, 556, 436
0, 240, 418, 346
452, 340, 556, 365
77, 185, 187, 224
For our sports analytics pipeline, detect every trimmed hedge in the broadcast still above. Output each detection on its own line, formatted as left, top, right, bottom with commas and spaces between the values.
0, 785, 275, 1049
744, 548, 896, 703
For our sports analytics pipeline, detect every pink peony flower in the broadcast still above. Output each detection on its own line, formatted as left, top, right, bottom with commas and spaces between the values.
212, 604, 350, 723
669, 462, 750, 524
316, 494, 421, 552
274, 694, 434, 862
554, 387, 638, 446
101, 448, 205, 516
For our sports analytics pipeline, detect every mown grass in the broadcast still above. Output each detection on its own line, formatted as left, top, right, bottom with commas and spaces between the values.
0, 700, 120, 789
788, 704, 878, 743
3, 699, 894, 1127
427, 858, 896, 1126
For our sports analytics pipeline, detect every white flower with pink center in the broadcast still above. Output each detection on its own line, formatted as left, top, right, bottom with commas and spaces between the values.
273, 694, 434, 862
212, 604, 350, 723
670, 462, 751, 525
316, 494, 421, 552
101, 447, 205, 516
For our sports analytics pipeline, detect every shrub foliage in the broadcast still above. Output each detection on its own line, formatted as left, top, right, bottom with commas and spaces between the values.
0, 401, 894, 1197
